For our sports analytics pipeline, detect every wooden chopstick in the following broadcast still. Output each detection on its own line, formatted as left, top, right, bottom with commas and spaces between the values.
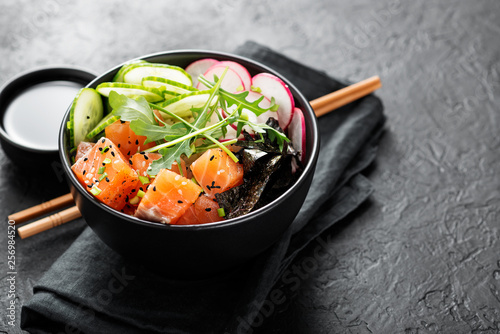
11, 75, 381, 239
311, 75, 382, 117
17, 206, 82, 239
8, 193, 74, 225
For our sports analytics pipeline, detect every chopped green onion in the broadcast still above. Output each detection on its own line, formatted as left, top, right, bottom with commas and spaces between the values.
217, 207, 225, 217
100, 146, 108, 154
138, 176, 150, 185
250, 85, 262, 93
98, 172, 108, 182
97, 166, 106, 174
129, 196, 140, 205
103, 158, 112, 164
137, 190, 146, 198
90, 186, 102, 196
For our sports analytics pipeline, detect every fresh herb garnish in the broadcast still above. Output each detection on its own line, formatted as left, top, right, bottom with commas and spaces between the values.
107, 67, 290, 176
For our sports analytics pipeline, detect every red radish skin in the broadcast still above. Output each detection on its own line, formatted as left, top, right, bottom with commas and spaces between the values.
185, 58, 219, 87
288, 107, 307, 164
197, 65, 244, 93
251, 73, 295, 130
218, 61, 252, 91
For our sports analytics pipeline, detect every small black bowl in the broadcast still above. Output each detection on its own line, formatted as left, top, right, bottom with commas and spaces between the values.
59, 50, 320, 277
0, 66, 96, 176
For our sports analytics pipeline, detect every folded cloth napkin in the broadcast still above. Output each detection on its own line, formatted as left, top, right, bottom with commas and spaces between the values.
21, 41, 385, 334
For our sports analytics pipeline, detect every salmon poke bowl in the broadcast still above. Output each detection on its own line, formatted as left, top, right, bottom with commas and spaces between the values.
59, 50, 319, 277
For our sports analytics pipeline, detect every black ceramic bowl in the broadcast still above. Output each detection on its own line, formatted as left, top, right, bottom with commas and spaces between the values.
59, 50, 319, 277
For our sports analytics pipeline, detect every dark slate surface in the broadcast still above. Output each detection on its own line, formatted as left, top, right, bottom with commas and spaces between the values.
0, 0, 499, 333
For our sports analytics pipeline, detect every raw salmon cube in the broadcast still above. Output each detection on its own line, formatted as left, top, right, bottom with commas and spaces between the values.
134, 169, 203, 224
177, 194, 223, 225
190, 148, 244, 198
105, 120, 156, 159
72, 137, 139, 211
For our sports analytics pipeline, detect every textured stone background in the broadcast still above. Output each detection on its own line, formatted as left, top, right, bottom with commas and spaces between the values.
0, 0, 499, 333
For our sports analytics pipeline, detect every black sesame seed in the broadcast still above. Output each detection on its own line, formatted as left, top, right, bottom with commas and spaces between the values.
101, 138, 105, 143
210, 155, 215, 161
83, 157, 88, 161
103, 147, 110, 153
178, 200, 183, 203
120, 120, 126, 124
205, 208, 212, 212
117, 143, 121, 148
105, 177, 110, 182
129, 159, 133, 165
131, 189, 136, 193
86, 115, 90, 119
102, 162, 106, 166
111, 151, 115, 157
87, 184, 93, 188
127, 151, 131, 156
206, 185, 211, 190
144, 155, 149, 160
98, 147, 103, 151
135, 139, 139, 145
83, 170, 86, 175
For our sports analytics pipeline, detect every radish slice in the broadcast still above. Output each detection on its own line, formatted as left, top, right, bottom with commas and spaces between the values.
197, 65, 244, 93
251, 73, 295, 130
218, 61, 252, 91
185, 58, 219, 87
288, 107, 306, 164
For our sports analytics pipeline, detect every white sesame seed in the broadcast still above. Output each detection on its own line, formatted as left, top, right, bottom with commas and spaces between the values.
178, 189, 183, 195
181, 181, 187, 185
175, 175, 181, 181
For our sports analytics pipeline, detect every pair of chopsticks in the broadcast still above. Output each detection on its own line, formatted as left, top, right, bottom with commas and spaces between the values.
10, 75, 382, 239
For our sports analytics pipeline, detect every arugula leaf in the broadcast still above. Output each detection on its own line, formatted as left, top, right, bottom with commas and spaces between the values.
198, 76, 279, 117
129, 119, 186, 144
109, 91, 155, 124
147, 141, 192, 176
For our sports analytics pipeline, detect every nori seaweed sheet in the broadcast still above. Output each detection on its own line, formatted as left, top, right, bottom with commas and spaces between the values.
215, 118, 302, 219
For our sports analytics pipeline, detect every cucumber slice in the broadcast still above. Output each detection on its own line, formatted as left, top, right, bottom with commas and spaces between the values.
96, 82, 164, 102
141, 76, 197, 95
68, 88, 104, 148
86, 113, 120, 139
155, 90, 218, 118
112, 60, 148, 82
123, 63, 192, 87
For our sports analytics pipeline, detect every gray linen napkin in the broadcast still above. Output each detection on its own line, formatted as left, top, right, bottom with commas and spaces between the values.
21, 41, 385, 334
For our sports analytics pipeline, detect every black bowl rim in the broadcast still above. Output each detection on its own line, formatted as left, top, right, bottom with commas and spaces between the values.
59, 49, 320, 231
0, 65, 97, 154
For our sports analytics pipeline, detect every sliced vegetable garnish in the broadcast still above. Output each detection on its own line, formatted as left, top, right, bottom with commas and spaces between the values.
112, 60, 148, 82
68, 88, 104, 150
141, 76, 197, 95
90, 186, 102, 196
138, 175, 150, 185
86, 113, 120, 140
96, 82, 164, 103
122, 63, 192, 87
154, 90, 218, 118
217, 207, 225, 217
